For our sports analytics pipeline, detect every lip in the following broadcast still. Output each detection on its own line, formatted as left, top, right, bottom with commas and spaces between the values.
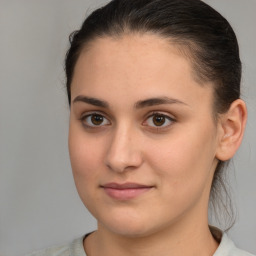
100, 182, 154, 200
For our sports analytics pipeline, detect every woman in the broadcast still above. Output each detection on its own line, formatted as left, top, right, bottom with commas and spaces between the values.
28, 0, 254, 255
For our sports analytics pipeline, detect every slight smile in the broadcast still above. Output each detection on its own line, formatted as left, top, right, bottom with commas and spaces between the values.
100, 183, 154, 200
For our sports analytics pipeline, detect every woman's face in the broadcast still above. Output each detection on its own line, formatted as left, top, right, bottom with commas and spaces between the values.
69, 34, 221, 237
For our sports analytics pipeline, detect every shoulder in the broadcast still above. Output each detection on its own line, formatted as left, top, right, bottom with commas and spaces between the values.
26, 244, 70, 256
216, 233, 255, 256
211, 227, 255, 256
25, 236, 86, 256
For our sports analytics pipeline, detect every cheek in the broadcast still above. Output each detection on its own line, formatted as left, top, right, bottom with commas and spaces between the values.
68, 125, 103, 192
68, 128, 108, 216
145, 125, 217, 195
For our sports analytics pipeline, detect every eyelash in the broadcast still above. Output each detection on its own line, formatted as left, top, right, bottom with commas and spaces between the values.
143, 112, 175, 129
80, 112, 111, 129
79, 111, 176, 130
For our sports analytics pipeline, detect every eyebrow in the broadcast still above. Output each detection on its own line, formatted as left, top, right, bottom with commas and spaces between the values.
73, 95, 187, 109
73, 95, 109, 108
134, 97, 188, 109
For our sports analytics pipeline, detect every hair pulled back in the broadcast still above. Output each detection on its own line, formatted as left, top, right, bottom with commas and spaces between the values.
65, 0, 241, 228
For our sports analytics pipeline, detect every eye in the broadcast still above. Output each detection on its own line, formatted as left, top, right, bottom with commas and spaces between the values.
81, 113, 110, 127
144, 113, 174, 128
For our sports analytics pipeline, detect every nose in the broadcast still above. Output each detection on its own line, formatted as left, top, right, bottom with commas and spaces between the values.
104, 125, 143, 173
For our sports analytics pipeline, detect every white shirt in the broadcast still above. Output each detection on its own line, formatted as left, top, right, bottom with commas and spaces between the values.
26, 228, 255, 256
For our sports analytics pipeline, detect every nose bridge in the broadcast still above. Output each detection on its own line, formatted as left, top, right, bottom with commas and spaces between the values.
105, 122, 142, 172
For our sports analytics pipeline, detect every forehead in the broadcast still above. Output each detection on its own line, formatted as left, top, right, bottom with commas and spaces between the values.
71, 33, 214, 107
77, 33, 186, 73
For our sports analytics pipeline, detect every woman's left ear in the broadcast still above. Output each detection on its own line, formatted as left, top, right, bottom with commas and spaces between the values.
216, 99, 247, 161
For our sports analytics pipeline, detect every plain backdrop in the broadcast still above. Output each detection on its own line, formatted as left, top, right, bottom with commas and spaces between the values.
0, 0, 255, 255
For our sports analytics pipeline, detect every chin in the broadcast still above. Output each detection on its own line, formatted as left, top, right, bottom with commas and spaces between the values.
98, 212, 168, 239
96, 211, 150, 237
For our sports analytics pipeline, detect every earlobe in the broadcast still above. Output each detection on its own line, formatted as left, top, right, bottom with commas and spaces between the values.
216, 99, 247, 161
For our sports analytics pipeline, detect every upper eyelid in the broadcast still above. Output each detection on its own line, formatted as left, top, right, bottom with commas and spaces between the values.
80, 111, 111, 124
146, 111, 176, 120
80, 111, 110, 120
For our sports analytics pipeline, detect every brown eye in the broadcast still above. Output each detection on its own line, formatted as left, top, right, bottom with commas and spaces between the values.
152, 115, 166, 126
82, 113, 110, 127
91, 114, 104, 125
145, 113, 174, 128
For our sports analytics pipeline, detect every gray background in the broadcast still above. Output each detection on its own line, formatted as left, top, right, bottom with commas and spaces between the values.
0, 0, 255, 255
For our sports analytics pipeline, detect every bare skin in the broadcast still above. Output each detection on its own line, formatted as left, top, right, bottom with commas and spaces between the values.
68, 34, 247, 256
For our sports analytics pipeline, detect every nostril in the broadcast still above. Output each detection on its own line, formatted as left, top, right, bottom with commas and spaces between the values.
105, 150, 143, 173
105, 158, 137, 173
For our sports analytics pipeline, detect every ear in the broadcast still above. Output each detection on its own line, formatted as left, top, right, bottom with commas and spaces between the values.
216, 99, 247, 161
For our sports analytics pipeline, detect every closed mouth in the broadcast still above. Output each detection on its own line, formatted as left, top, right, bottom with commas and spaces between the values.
100, 182, 154, 200
101, 182, 153, 189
